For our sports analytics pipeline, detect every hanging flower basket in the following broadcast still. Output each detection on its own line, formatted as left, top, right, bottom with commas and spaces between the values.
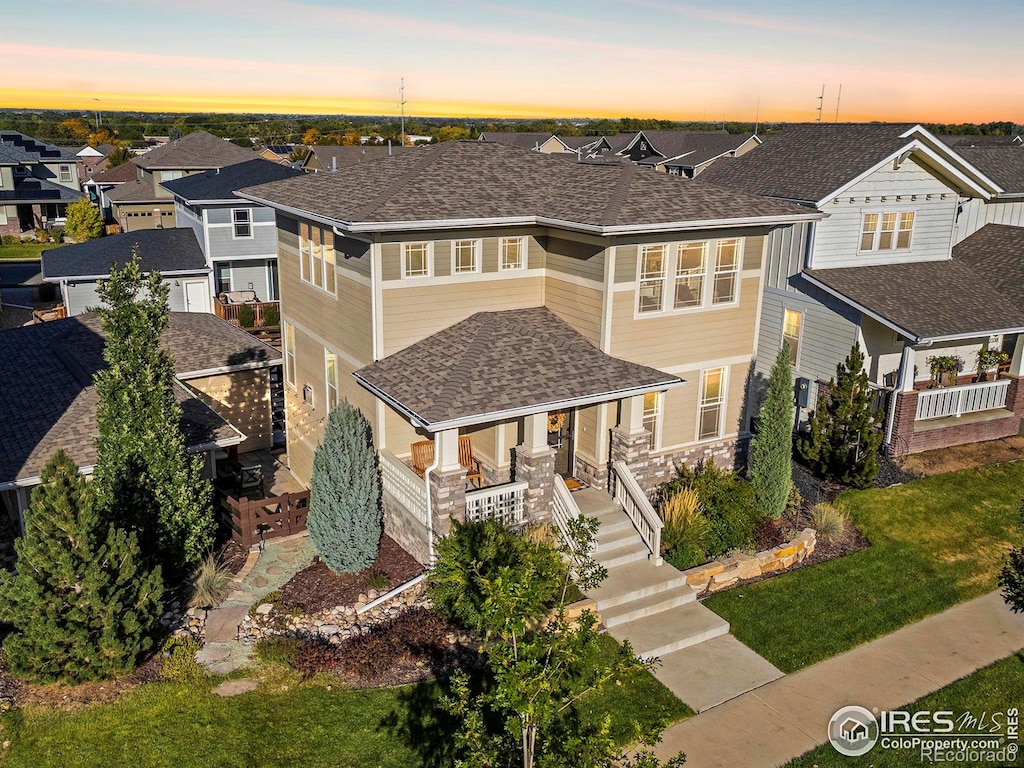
547, 411, 567, 433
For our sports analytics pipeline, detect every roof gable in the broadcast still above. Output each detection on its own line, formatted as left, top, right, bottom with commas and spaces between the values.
134, 131, 254, 171
160, 158, 303, 202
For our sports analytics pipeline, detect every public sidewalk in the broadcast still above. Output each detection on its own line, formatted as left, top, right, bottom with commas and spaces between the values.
655, 590, 1024, 767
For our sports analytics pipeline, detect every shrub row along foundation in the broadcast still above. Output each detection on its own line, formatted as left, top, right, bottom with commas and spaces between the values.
679, 528, 816, 594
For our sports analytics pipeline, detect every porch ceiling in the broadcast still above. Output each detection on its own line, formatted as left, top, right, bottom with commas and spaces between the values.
353, 307, 684, 431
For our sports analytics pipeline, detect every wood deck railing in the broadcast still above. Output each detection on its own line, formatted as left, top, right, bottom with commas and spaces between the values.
214, 299, 280, 331
220, 489, 309, 549
32, 304, 67, 323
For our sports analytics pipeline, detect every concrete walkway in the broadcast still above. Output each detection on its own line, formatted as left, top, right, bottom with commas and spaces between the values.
655, 591, 1024, 767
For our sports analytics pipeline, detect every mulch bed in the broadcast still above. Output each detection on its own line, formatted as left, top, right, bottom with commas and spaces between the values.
0, 653, 164, 711
331, 644, 482, 689
212, 537, 249, 576
277, 535, 423, 613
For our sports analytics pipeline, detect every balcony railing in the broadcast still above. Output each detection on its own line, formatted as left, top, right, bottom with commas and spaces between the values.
915, 379, 1010, 421
214, 298, 280, 332
465, 481, 528, 526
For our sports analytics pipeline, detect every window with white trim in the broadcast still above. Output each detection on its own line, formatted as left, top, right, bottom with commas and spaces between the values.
783, 308, 803, 366
322, 229, 336, 293
712, 239, 740, 304
698, 367, 727, 441
231, 208, 252, 238
674, 242, 705, 309
283, 323, 295, 387
638, 244, 667, 313
58, 164, 72, 183
638, 238, 742, 314
642, 391, 661, 450
160, 170, 183, 182
402, 242, 432, 278
299, 223, 336, 294
325, 349, 338, 411
860, 211, 914, 252
452, 239, 480, 274
299, 223, 311, 283
499, 236, 526, 270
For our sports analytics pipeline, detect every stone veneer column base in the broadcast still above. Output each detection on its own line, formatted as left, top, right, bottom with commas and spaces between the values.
428, 467, 467, 539
514, 445, 556, 524
609, 427, 651, 491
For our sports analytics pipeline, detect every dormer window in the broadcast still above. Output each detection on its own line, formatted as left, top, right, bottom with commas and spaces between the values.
58, 164, 72, 183
860, 211, 914, 252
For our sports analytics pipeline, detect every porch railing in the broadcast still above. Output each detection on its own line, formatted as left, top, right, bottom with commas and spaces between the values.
380, 449, 429, 527
611, 461, 662, 566
551, 475, 584, 558
214, 299, 280, 331
915, 379, 1010, 421
465, 480, 528, 526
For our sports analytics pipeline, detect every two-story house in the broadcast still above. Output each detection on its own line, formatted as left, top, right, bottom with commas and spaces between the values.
238, 141, 818, 563
161, 159, 304, 320
628, 131, 762, 178
106, 131, 254, 232
83, 159, 139, 222
700, 123, 1024, 457
0, 131, 84, 236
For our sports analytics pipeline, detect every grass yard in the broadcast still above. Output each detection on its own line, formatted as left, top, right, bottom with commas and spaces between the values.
0, 243, 54, 260
0, 636, 690, 768
784, 653, 1024, 767
705, 463, 1024, 673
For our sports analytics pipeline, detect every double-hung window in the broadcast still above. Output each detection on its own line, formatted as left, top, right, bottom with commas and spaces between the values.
674, 242, 705, 309
311, 228, 324, 289
402, 242, 431, 278
638, 244, 668, 313
58, 164, 72, 183
299, 223, 335, 294
499, 236, 526, 270
712, 239, 740, 304
642, 392, 661, 450
698, 367, 727, 441
861, 211, 914, 251
283, 323, 295, 387
453, 239, 480, 274
299, 223, 312, 283
782, 308, 803, 366
322, 229, 336, 293
231, 208, 252, 238
324, 349, 338, 412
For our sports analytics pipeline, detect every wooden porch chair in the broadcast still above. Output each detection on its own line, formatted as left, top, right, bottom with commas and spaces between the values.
411, 440, 434, 478
409, 437, 484, 488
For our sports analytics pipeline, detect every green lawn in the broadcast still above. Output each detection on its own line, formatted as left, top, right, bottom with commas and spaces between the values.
784, 653, 1024, 767
0, 637, 690, 768
704, 463, 1024, 672
0, 242, 57, 260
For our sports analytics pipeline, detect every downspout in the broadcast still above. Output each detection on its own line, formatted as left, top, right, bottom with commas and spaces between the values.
423, 448, 439, 565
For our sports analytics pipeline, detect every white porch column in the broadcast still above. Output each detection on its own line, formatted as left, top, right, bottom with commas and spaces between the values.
435, 428, 462, 472
1011, 335, 1024, 377
523, 412, 549, 451
886, 342, 920, 452
619, 394, 646, 435
897, 344, 916, 392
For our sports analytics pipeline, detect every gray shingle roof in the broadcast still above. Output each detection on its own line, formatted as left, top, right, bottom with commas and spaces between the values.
805, 224, 1024, 340
478, 132, 554, 150
354, 307, 683, 430
0, 312, 280, 483
636, 132, 759, 168
41, 229, 207, 280
134, 131, 255, 170
240, 141, 815, 231
305, 145, 410, 170
951, 146, 1024, 194
0, 131, 79, 165
698, 123, 918, 202
87, 160, 139, 185
161, 158, 303, 202
554, 136, 604, 150
105, 178, 160, 203
0, 177, 84, 204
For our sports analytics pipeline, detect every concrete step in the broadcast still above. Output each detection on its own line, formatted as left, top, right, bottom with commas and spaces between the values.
594, 540, 651, 569
596, 523, 644, 553
601, 584, 697, 628
596, 516, 636, 538
589, 562, 689, 610
608, 602, 730, 658
571, 487, 621, 518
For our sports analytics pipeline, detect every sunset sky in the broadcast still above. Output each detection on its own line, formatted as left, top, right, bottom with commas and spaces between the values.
2, 0, 1021, 122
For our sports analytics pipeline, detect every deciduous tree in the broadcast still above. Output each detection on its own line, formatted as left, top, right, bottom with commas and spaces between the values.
63, 198, 104, 242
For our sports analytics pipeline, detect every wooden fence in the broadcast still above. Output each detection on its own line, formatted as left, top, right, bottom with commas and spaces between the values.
220, 489, 309, 549
214, 300, 280, 331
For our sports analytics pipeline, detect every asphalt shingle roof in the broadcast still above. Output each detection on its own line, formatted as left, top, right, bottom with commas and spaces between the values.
41, 229, 207, 279
805, 224, 1024, 340
951, 146, 1024, 194
104, 178, 160, 203
305, 145, 410, 170
0, 312, 280, 483
698, 123, 918, 202
161, 159, 303, 202
354, 307, 683, 430
636, 132, 759, 168
240, 141, 814, 230
478, 132, 554, 150
134, 131, 255, 170
87, 160, 139, 185
0, 131, 79, 165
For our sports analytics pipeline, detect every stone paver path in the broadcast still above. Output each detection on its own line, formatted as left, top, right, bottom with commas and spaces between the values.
655, 591, 1024, 767
212, 678, 260, 697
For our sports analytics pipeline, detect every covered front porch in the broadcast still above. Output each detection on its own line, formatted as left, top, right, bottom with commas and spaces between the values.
354, 307, 683, 563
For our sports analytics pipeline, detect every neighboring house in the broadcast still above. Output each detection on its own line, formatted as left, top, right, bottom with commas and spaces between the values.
700, 122, 1021, 457
477, 132, 558, 152
258, 145, 295, 164
629, 131, 762, 177
72, 143, 117, 183
106, 131, 254, 232
300, 144, 408, 173
83, 159, 139, 221
40, 229, 211, 316
160, 158, 304, 314
0, 311, 281, 524
238, 140, 817, 562
0, 131, 83, 236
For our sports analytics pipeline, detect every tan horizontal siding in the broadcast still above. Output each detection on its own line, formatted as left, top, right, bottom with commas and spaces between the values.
383, 401, 422, 454
544, 277, 602, 345
544, 239, 605, 282
658, 361, 749, 448
187, 369, 272, 453
575, 404, 600, 462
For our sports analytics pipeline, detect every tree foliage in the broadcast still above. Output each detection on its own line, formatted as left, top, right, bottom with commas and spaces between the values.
1000, 503, 1024, 613
91, 251, 214, 580
63, 198, 104, 242
106, 146, 132, 168
308, 400, 383, 573
0, 451, 162, 683
797, 345, 883, 488
749, 345, 794, 518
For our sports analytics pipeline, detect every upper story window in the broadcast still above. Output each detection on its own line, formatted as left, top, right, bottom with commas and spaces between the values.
299, 223, 336, 294
638, 238, 742, 315
58, 164, 72, 183
453, 239, 480, 274
860, 211, 914, 252
783, 308, 803, 367
231, 208, 252, 238
698, 367, 727, 441
283, 322, 295, 387
325, 349, 339, 412
499, 236, 526, 270
402, 242, 432, 278
160, 170, 183, 182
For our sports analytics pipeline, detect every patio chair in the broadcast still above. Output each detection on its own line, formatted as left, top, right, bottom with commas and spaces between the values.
409, 437, 483, 488
237, 464, 264, 498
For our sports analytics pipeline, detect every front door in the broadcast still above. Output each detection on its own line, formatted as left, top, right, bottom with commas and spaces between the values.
547, 409, 575, 478
183, 279, 211, 313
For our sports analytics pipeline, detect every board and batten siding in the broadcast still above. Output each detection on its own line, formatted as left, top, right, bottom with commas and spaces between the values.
810, 157, 958, 269
954, 198, 1024, 244
764, 222, 813, 290
174, 203, 207, 256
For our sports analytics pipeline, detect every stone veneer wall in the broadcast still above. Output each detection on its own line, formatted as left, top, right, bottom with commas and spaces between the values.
644, 437, 745, 490
678, 528, 816, 594
382, 491, 432, 566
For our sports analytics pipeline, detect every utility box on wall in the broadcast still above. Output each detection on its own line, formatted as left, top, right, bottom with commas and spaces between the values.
795, 377, 813, 409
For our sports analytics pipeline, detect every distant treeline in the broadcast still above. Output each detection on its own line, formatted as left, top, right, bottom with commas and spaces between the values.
0, 109, 1017, 149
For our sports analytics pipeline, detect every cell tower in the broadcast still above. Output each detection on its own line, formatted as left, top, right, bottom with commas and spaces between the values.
835, 84, 843, 122
816, 84, 825, 123
399, 78, 407, 147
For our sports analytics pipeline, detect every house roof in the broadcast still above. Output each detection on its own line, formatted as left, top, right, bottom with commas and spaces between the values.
938, 134, 1022, 148
0, 312, 280, 485
804, 224, 1024, 341
41, 229, 208, 280
477, 132, 554, 150
0, 131, 79, 165
161, 158, 303, 202
303, 145, 409, 171
105, 178, 160, 203
353, 307, 684, 431
87, 160, 139, 186
950, 146, 1024, 194
134, 131, 255, 171
554, 135, 604, 151
636, 132, 760, 169
0, 177, 84, 205
239, 141, 819, 235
